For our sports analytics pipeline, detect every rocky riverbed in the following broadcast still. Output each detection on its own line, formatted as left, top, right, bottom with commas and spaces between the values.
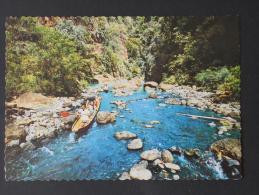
5, 77, 242, 180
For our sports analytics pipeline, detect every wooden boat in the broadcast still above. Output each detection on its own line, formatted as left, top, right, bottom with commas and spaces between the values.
71, 97, 101, 133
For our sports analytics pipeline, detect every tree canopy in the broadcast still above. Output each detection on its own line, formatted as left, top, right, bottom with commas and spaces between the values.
5, 16, 240, 100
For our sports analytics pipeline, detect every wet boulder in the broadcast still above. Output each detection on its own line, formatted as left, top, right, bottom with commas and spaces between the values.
208, 122, 216, 127
164, 163, 181, 171
96, 111, 116, 124
127, 138, 143, 150
210, 138, 241, 161
140, 149, 161, 161
114, 131, 137, 140
162, 149, 174, 163
129, 160, 152, 180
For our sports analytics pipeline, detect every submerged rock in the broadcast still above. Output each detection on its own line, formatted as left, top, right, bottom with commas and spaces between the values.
111, 100, 126, 109
208, 122, 216, 127
184, 148, 200, 159
96, 111, 116, 124
210, 138, 241, 161
158, 103, 167, 107
149, 120, 160, 125
141, 149, 161, 161
162, 150, 174, 163
114, 131, 137, 140
148, 92, 158, 99
127, 138, 143, 150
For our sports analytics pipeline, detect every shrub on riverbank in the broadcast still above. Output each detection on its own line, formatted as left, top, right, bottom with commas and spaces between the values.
195, 66, 240, 100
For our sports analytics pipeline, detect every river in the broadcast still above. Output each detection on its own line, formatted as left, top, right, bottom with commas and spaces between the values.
5, 86, 240, 180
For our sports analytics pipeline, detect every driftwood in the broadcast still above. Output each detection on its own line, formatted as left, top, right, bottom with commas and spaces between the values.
176, 113, 223, 121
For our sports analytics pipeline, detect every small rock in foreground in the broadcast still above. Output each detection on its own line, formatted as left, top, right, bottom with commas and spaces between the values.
119, 172, 131, 180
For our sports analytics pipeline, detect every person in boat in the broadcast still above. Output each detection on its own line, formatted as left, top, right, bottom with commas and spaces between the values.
77, 96, 97, 123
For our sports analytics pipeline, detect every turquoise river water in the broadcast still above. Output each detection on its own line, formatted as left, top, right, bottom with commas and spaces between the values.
5, 87, 240, 180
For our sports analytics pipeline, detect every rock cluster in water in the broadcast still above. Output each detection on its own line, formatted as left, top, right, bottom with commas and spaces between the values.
118, 147, 183, 180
